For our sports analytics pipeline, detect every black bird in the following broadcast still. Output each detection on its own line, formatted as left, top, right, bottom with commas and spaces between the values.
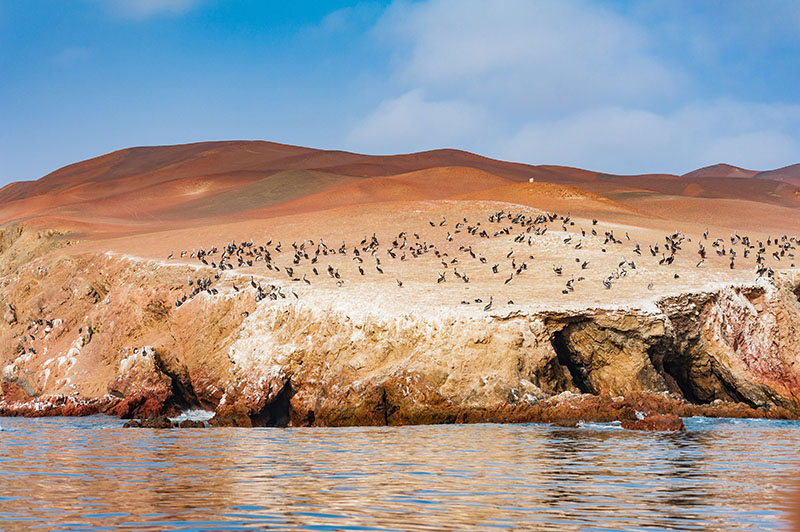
437, 272, 446, 283
396, 279, 403, 287
483, 297, 493, 311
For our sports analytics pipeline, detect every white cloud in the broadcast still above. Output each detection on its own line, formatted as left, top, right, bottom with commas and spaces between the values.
345, 0, 800, 174
95, 0, 203, 19
504, 101, 800, 174
346, 89, 489, 154
374, 0, 682, 114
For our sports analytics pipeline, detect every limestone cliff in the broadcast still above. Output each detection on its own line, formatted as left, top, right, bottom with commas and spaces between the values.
1, 227, 798, 425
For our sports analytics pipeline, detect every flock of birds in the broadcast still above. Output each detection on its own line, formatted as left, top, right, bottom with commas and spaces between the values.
18, 316, 61, 357
167, 209, 799, 312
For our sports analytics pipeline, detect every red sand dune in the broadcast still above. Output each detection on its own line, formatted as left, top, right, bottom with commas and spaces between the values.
0, 140, 798, 238
683, 163, 758, 179
451, 182, 644, 220
754, 163, 800, 185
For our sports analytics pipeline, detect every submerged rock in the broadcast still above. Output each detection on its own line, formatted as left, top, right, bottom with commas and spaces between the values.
621, 413, 685, 432
178, 419, 206, 428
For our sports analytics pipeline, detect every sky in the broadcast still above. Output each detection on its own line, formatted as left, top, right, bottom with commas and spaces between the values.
1, 0, 800, 185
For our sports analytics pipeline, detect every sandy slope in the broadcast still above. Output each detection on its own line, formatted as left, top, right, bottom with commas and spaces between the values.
1, 140, 799, 304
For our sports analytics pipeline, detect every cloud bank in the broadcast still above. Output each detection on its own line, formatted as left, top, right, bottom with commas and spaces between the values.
345, 0, 800, 174
95, 0, 203, 19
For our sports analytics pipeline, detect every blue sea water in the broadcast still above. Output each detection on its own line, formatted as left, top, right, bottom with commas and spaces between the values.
0, 416, 798, 531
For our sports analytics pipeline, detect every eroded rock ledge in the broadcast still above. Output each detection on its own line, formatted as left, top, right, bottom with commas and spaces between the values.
1, 251, 799, 427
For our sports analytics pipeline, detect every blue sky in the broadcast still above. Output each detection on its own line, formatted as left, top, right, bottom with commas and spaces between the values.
1, 0, 799, 185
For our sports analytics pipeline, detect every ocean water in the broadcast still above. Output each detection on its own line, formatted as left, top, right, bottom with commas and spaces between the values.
0, 416, 798, 531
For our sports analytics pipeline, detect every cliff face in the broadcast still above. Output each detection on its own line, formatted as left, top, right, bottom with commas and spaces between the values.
2, 227, 799, 425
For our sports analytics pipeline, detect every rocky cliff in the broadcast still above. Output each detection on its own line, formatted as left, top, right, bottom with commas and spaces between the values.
2, 225, 798, 426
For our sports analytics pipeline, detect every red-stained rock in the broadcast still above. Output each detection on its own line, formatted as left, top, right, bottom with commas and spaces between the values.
0, 380, 30, 403
140, 416, 175, 429
189, 370, 224, 410
178, 419, 206, 428
208, 414, 253, 427
622, 413, 685, 432
106, 346, 174, 419
0, 394, 118, 417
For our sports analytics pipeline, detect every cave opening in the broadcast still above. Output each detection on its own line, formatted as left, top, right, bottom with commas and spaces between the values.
550, 330, 592, 394
153, 358, 202, 413
648, 340, 754, 407
250, 381, 292, 427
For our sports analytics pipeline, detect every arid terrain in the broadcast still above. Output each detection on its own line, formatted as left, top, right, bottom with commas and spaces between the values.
2, 140, 800, 428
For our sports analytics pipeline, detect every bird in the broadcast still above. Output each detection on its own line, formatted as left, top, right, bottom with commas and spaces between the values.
483, 297, 493, 311
437, 272, 446, 283
396, 279, 403, 287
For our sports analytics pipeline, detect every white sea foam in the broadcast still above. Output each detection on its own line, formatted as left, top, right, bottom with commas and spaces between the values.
170, 409, 215, 423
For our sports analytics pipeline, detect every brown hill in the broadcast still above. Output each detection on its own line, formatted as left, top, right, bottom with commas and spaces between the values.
682, 163, 759, 179
754, 163, 800, 185
0, 140, 798, 238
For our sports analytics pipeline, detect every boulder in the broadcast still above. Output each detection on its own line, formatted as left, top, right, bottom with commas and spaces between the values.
621, 413, 685, 432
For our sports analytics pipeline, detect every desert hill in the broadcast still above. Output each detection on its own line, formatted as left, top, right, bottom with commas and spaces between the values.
754, 163, 800, 185
682, 163, 758, 179
1, 140, 800, 237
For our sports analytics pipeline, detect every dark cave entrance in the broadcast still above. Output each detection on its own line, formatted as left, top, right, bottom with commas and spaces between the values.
550, 330, 592, 394
250, 381, 293, 427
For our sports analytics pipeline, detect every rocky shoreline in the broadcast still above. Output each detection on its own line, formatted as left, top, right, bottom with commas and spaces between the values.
2, 223, 800, 432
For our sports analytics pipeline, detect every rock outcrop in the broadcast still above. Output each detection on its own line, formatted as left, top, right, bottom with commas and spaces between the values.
1, 238, 799, 427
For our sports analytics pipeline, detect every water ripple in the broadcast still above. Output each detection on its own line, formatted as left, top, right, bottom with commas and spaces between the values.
0, 416, 798, 531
